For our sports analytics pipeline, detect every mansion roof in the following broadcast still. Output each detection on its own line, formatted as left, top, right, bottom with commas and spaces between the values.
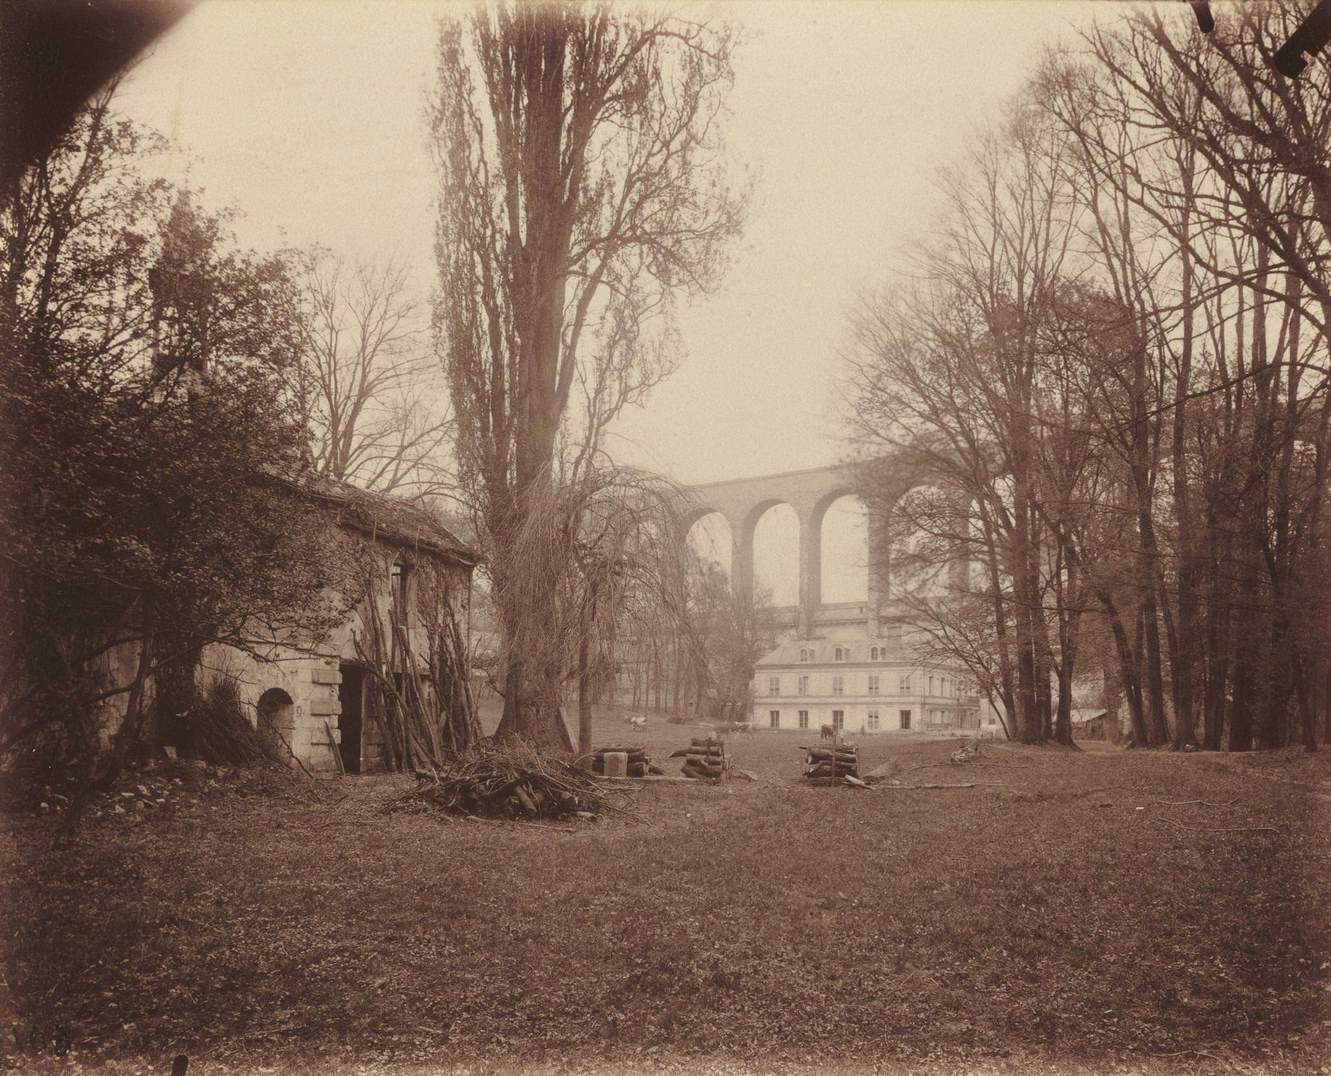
756, 636, 909, 668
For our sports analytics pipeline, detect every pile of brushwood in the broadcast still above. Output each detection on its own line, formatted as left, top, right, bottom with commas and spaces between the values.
194, 677, 296, 769
588, 746, 664, 777
804, 742, 861, 786
391, 741, 630, 821
670, 736, 729, 779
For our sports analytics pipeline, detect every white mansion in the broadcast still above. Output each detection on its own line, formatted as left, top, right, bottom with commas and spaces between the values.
751, 634, 988, 735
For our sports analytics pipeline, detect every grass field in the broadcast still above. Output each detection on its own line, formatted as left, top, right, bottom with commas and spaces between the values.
2, 714, 1329, 1075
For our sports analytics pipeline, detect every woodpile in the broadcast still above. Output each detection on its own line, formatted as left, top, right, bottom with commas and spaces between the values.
390, 742, 629, 820
672, 736, 729, 779
588, 746, 664, 778
803, 742, 860, 786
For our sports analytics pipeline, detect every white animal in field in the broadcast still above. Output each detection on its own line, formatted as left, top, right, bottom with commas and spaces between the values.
627, 715, 646, 730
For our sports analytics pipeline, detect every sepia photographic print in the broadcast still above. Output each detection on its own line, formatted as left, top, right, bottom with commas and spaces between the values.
1, 1, 1329, 1073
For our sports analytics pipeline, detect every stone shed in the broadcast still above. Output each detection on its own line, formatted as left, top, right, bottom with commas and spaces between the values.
199, 479, 478, 773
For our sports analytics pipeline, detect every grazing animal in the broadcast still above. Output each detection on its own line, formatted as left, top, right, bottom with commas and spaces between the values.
820, 724, 835, 741
628, 715, 646, 730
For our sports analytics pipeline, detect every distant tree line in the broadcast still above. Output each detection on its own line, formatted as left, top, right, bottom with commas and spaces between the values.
848, 2, 1331, 751
590, 556, 775, 727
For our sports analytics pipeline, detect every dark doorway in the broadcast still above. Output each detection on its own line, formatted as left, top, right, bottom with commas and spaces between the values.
899, 709, 912, 730
338, 664, 365, 774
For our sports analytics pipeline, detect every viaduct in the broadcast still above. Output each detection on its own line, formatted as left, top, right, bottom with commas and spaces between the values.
678, 459, 951, 640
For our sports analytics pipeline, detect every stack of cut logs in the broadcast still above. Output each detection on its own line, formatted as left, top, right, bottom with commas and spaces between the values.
680, 736, 728, 780
804, 742, 860, 785
590, 746, 660, 778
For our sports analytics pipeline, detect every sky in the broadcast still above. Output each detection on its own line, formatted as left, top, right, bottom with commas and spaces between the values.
115, 0, 1114, 598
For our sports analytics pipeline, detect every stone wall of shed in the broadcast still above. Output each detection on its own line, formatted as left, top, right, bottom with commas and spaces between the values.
199, 644, 345, 772
85, 543, 472, 773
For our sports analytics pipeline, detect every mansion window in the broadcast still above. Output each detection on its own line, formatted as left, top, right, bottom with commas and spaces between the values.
870, 646, 880, 661
768, 675, 780, 697
832, 675, 844, 696
798, 675, 809, 695
867, 674, 879, 695
899, 674, 912, 693
867, 709, 880, 731
899, 708, 912, 730
832, 709, 845, 730
769, 709, 781, 729
799, 648, 811, 663
798, 710, 809, 729
834, 646, 847, 662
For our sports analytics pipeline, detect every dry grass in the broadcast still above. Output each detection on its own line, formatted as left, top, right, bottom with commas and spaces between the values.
2, 715, 1329, 1075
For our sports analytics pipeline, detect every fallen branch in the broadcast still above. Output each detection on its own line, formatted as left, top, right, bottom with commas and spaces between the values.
1154, 799, 1235, 808
463, 815, 580, 834
1155, 816, 1279, 835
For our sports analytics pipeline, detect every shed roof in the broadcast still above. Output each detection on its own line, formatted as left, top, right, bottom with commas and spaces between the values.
266, 473, 478, 566
311, 479, 476, 564
1070, 709, 1109, 725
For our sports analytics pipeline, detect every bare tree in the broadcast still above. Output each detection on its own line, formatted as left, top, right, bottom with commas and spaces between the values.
292, 249, 453, 499
848, 104, 1080, 745
568, 468, 694, 753
673, 554, 774, 725
1036, 5, 1331, 751
431, 4, 746, 749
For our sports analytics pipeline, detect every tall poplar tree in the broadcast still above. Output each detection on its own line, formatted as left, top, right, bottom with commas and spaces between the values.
431, 3, 746, 748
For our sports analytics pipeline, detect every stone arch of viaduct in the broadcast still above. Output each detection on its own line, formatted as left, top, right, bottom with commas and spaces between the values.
678, 460, 946, 640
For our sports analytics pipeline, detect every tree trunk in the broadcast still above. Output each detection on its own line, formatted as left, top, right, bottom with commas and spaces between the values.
1227, 537, 1263, 753
1035, 615, 1055, 741
1102, 636, 1124, 745
1201, 521, 1232, 751
577, 630, 592, 757
1229, 649, 1257, 753
1102, 592, 1148, 746
1170, 164, 1200, 750
979, 512, 1017, 729
1293, 653, 1317, 752
153, 639, 202, 756
1323, 658, 1331, 746
1256, 619, 1291, 750
1136, 535, 1169, 747
1011, 489, 1042, 744
1055, 658, 1075, 747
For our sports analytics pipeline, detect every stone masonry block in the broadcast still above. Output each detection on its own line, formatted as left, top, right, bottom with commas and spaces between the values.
308, 696, 341, 718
